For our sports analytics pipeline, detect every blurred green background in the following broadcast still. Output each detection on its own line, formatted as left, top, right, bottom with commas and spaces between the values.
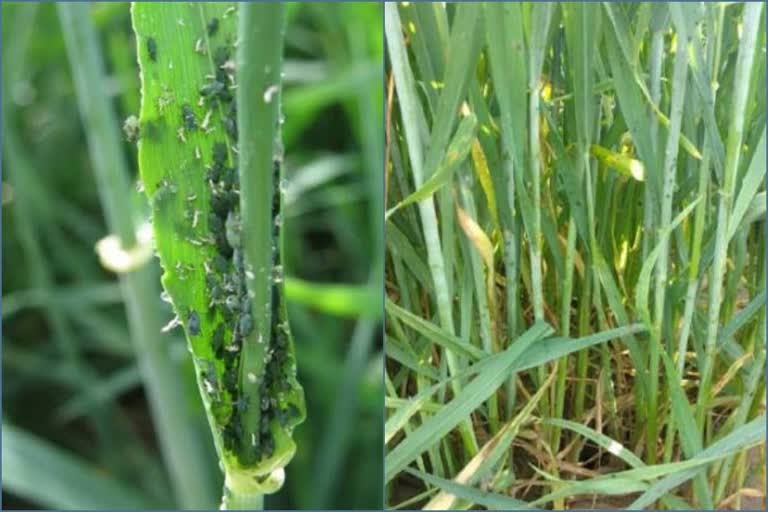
1, 2, 383, 510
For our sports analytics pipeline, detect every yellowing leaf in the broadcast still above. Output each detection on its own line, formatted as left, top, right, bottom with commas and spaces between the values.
456, 205, 496, 312
470, 138, 499, 231
590, 144, 645, 182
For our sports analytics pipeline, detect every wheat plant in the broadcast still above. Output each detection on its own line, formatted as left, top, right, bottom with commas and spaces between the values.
385, 2, 766, 509
2, 2, 382, 510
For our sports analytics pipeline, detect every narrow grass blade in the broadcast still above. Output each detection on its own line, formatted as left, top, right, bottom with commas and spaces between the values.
387, 113, 477, 218
384, 352, 509, 445
728, 128, 766, 241
284, 278, 379, 319
426, 371, 556, 510
406, 467, 535, 511
386, 298, 487, 361
630, 415, 766, 509
514, 324, 647, 373
635, 197, 701, 327
541, 418, 644, 468
2, 424, 161, 510
385, 322, 553, 482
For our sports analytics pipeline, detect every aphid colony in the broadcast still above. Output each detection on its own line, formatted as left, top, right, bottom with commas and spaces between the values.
146, 20, 300, 467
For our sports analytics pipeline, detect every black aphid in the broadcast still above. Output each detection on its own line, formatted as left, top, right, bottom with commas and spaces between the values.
213, 46, 230, 67
200, 80, 228, 100
212, 323, 225, 354
238, 313, 254, 337
207, 164, 222, 183
212, 254, 229, 273
233, 249, 244, 272
182, 104, 197, 131
188, 310, 201, 335
209, 213, 224, 235
201, 362, 219, 395
222, 167, 238, 187
262, 437, 275, 458
223, 366, 239, 389
147, 37, 157, 61
260, 415, 271, 434
224, 116, 237, 139
234, 395, 249, 413
215, 232, 232, 258
224, 295, 240, 312
213, 142, 227, 164
207, 17, 220, 37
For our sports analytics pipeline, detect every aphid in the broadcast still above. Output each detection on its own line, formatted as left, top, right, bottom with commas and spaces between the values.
202, 366, 220, 396
207, 164, 223, 184
275, 329, 288, 349
232, 249, 244, 272
213, 142, 227, 164
195, 145, 202, 160
260, 415, 271, 435
186, 193, 198, 202
222, 431, 235, 451
212, 323, 225, 355
176, 126, 187, 142
182, 104, 197, 131
210, 284, 223, 303
123, 115, 140, 143
222, 167, 238, 187
152, 178, 177, 208
234, 395, 249, 413
262, 436, 275, 458
224, 116, 237, 139
213, 46, 231, 67
147, 37, 157, 61
223, 367, 238, 389
225, 295, 240, 312
215, 233, 232, 258
238, 313, 254, 337
207, 17, 220, 36
209, 212, 224, 234
188, 310, 201, 335
200, 80, 226, 98
212, 254, 229, 274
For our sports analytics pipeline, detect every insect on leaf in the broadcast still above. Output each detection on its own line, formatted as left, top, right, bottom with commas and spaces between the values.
131, 2, 305, 495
